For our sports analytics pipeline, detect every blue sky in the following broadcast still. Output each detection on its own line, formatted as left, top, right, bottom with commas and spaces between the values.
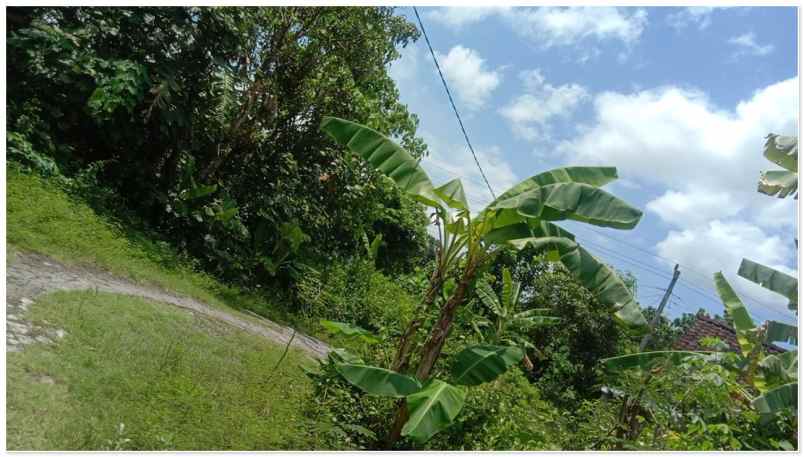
388, 6, 798, 325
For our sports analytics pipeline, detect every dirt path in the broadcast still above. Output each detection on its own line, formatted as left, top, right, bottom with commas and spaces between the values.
6, 250, 331, 360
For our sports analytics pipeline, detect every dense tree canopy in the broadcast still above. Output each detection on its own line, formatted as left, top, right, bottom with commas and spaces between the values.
8, 6, 431, 284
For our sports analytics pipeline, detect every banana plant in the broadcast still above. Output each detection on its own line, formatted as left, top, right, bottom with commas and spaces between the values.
601, 270, 797, 420
757, 134, 798, 199
473, 267, 559, 369
320, 116, 648, 446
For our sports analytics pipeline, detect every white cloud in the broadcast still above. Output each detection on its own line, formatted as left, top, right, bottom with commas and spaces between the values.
419, 131, 518, 210
499, 69, 588, 141
657, 220, 795, 320
728, 32, 775, 57
436, 46, 502, 111
647, 190, 742, 228
426, 6, 509, 29
427, 7, 647, 61
559, 78, 798, 318
503, 7, 648, 51
666, 7, 722, 30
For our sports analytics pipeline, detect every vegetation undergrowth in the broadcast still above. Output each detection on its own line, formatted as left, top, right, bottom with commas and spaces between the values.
7, 290, 319, 450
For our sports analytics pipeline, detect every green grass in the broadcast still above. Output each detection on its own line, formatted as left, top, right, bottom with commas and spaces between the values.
7, 168, 307, 329
7, 290, 321, 450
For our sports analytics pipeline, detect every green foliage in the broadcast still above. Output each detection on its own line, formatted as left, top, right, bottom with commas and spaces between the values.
8, 6, 431, 294
321, 320, 382, 344
334, 364, 422, 397
401, 379, 466, 442
424, 370, 564, 450
451, 344, 524, 386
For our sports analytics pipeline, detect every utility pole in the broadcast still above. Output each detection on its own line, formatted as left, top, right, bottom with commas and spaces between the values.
640, 264, 681, 352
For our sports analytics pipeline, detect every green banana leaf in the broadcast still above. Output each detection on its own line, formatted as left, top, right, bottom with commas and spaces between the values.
487, 182, 642, 230
765, 320, 798, 346
320, 319, 381, 344
476, 281, 503, 316
738, 258, 798, 311
507, 237, 648, 330
434, 178, 468, 211
401, 379, 466, 442
320, 117, 441, 207
482, 220, 575, 244
334, 363, 422, 397
601, 351, 709, 371
494, 166, 619, 203
759, 350, 797, 384
758, 170, 798, 199
451, 344, 524, 386
752, 382, 797, 417
763, 134, 798, 173
328, 347, 365, 364
713, 272, 758, 358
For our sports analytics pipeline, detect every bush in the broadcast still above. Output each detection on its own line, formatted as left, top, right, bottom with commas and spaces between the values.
424, 369, 564, 450
295, 256, 418, 335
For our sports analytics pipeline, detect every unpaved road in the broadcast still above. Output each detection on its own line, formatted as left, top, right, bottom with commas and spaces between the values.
6, 250, 330, 359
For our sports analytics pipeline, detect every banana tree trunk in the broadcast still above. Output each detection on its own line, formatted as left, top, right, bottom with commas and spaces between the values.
391, 269, 443, 372
385, 259, 479, 447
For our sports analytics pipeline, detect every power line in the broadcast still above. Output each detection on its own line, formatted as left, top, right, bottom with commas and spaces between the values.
412, 6, 496, 200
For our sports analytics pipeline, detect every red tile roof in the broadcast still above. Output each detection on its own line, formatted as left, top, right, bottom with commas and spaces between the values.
673, 315, 785, 354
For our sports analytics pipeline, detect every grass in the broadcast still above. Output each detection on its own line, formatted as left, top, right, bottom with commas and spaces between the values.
7, 167, 310, 330
7, 290, 322, 450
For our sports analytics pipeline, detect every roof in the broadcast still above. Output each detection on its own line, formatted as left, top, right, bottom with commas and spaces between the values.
673, 314, 786, 354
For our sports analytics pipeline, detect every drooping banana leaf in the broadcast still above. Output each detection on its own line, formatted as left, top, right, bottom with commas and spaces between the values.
487, 182, 642, 230
765, 320, 798, 346
763, 134, 798, 173
451, 344, 524, 386
320, 117, 441, 207
738, 258, 798, 311
334, 363, 421, 397
713, 272, 758, 358
505, 237, 648, 330
493, 166, 619, 203
501, 268, 516, 314
320, 320, 381, 344
752, 382, 797, 418
434, 178, 468, 211
601, 351, 709, 372
758, 170, 798, 199
401, 379, 466, 442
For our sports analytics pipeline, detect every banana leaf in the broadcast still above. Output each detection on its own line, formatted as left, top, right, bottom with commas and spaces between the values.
765, 320, 798, 346
320, 320, 381, 344
753, 382, 797, 418
763, 134, 798, 173
713, 272, 757, 358
451, 344, 524, 386
738, 258, 797, 311
487, 182, 642, 230
434, 178, 468, 211
505, 237, 648, 330
335, 363, 422, 397
758, 170, 797, 199
320, 117, 441, 207
401, 379, 465, 442
493, 166, 619, 203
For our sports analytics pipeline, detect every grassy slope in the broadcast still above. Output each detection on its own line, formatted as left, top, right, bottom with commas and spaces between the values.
7, 291, 318, 450
7, 167, 304, 327
6, 169, 330, 449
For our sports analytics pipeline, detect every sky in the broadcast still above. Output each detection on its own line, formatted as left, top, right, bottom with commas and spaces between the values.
387, 6, 799, 326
